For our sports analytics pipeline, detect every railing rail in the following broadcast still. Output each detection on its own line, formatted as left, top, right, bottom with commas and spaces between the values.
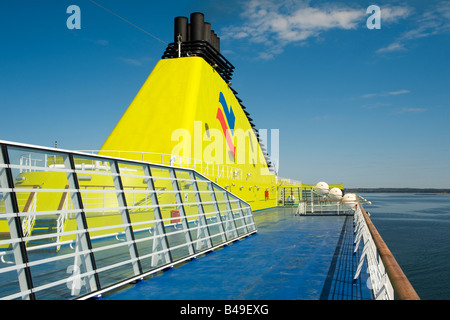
292, 196, 419, 300
77, 150, 243, 181
294, 200, 347, 215
161, 40, 235, 82
357, 200, 420, 300
353, 204, 394, 300
0, 140, 256, 300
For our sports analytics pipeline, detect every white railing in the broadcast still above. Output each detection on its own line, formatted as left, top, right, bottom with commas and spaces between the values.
78, 150, 243, 181
56, 192, 70, 251
293, 200, 347, 215
353, 206, 394, 300
20, 191, 38, 238
21, 212, 36, 238
0, 140, 256, 300
278, 177, 302, 185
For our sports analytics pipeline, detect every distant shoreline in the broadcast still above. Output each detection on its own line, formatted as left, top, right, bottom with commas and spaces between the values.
345, 188, 450, 194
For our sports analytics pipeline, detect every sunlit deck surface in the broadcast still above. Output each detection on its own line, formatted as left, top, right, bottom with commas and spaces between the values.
103, 207, 373, 300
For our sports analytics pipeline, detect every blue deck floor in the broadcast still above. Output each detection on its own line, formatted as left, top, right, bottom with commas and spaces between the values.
103, 207, 372, 300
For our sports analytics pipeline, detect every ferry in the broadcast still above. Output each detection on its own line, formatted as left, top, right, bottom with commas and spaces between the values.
0, 12, 419, 301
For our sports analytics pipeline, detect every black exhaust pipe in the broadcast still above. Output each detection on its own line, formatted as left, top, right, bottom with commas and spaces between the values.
190, 12, 205, 41
211, 31, 217, 50
174, 16, 188, 42
203, 22, 211, 43
173, 12, 220, 52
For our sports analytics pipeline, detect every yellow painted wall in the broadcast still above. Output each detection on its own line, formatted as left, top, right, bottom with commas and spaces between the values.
100, 57, 278, 211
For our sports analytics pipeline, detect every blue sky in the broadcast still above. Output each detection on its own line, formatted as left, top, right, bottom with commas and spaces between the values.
1, 0, 449, 188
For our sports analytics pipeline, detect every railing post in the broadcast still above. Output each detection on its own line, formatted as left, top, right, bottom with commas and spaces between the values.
63, 153, 100, 295
239, 200, 256, 232
0, 144, 34, 300
358, 201, 420, 300
189, 171, 213, 251
235, 199, 249, 234
0, 141, 258, 300
145, 165, 172, 266
169, 168, 195, 255
110, 160, 142, 276
223, 192, 238, 240
207, 182, 227, 243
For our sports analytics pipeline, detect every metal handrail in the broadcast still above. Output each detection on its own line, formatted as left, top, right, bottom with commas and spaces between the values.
293, 199, 348, 215
161, 40, 235, 82
353, 205, 394, 299
78, 150, 243, 181
358, 200, 420, 300
0, 139, 257, 300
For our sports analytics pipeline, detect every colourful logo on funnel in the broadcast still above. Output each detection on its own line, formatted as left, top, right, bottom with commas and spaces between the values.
216, 92, 236, 157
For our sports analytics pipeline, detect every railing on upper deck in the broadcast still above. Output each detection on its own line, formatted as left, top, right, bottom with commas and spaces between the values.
289, 195, 419, 300
0, 140, 256, 300
356, 200, 420, 300
79, 150, 243, 181
293, 200, 348, 215
353, 203, 395, 299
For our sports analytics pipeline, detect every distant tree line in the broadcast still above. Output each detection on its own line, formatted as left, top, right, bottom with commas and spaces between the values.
345, 188, 450, 194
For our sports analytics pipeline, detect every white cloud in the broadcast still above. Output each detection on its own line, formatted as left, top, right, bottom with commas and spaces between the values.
118, 56, 154, 67
362, 89, 410, 98
312, 114, 330, 121
93, 39, 109, 46
222, 1, 413, 59
396, 107, 427, 114
381, 5, 412, 24
285, 6, 363, 31
222, 0, 367, 58
388, 89, 410, 95
360, 102, 392, 109
377, 1, 450, 54
233, 31, 249, 39
257, 52, 276, 60
120, 58, 142, 66
376, 42, 406, 53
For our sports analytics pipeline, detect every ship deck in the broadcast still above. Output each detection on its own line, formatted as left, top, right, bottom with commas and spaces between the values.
102, 206, 373, 300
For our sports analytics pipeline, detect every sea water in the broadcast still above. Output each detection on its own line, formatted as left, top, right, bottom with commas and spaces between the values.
361, 193, 450, 300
